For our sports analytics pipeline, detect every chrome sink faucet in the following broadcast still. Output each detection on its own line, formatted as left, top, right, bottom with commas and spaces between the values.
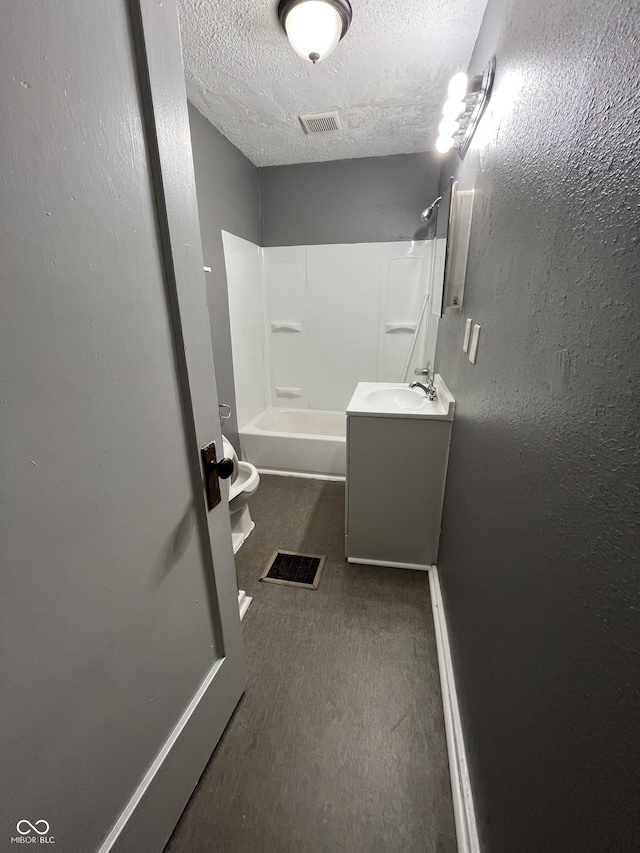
410, 363, 437, 400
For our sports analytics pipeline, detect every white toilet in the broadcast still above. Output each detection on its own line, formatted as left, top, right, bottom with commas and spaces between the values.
222, 436, 260, 554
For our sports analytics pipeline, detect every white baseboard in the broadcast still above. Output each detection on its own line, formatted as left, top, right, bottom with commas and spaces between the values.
238, 590, 252, 621
256, 467, 345, 482
347, 557, 430, 571
428, 566, 480, 853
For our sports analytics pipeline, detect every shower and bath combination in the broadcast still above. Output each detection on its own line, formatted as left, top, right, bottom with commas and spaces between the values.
400, 195, 444, 381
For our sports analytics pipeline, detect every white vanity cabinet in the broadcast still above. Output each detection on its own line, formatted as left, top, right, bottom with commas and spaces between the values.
345, 377, 455, 570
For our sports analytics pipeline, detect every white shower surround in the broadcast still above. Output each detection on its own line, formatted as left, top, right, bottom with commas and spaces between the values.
223, 232, 438, 476
262, 240, 437, 411
221, 232, 265, 430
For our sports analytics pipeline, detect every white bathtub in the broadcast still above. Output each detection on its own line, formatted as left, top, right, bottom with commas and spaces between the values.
240, 408, 346, 478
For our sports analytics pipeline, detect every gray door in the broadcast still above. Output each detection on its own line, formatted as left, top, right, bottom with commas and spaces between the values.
0, 2, 245, 851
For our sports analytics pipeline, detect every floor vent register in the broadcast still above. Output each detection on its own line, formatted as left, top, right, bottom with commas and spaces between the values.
260, 550, 326, 590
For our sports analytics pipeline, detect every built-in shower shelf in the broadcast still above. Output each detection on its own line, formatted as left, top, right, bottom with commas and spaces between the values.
271, 322, 302, 333
275, 387, 303, 398
385, 323, 418, 333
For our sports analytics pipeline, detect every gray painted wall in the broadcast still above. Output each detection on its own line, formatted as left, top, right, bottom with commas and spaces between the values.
434, 1, 640, 850
259, 153, 441, 246
188, 103, 260, 449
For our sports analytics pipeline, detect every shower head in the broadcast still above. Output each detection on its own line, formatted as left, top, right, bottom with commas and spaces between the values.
421, 196, 442, 223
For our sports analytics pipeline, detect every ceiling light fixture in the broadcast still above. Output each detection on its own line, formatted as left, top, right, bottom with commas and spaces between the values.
278, 0, 353, 64
435, 57, 496, 159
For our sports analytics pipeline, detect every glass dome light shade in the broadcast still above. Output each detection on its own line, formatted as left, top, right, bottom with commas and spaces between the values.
447, 72, 468, 100
443, 98, 466, 119
438, 117, 460, 137
436, 135, 454, 154
284, 1, 343, 63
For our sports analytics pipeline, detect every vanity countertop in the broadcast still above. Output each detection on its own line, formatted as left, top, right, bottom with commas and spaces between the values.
346, 375, 455, 421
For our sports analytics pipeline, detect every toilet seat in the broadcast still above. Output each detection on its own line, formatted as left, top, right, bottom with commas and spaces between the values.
229, 461, 260, 503
222, 436, 260, 514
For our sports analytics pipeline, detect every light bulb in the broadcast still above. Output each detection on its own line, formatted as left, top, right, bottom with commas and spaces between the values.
443, 98, 466, 119
284, 1, 343, 63
436, 136, 454, 154
438, 117, 460, 137
447, 72, 468, 101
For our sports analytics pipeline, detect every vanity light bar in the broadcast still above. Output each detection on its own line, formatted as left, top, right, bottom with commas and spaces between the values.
436, 56, 496, 159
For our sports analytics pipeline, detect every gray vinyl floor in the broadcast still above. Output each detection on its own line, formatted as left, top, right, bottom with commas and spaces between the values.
165, 475, 456, 853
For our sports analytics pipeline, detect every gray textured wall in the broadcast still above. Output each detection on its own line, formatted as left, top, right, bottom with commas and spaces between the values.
434, 1, 640, 850
259, 153, 441, 246
188, 103, 260, 448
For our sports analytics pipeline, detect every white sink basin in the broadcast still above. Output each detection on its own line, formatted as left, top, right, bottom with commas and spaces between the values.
346, 377, 455, 420
364, 387, 426, 410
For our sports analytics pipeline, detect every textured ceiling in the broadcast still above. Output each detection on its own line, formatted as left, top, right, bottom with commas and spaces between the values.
177, 0, 488, 166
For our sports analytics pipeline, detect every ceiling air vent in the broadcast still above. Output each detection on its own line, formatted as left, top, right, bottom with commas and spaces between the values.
299, 111, 342, 135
